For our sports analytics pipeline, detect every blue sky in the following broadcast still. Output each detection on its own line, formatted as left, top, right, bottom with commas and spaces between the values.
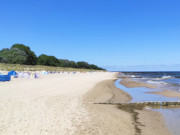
0, 0, 180, 71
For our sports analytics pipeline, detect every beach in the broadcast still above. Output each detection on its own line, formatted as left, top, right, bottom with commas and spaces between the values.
118, 76, 180, 135
0, 72, 174, 135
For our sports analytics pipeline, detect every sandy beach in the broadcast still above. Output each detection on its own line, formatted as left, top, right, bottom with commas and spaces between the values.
0, 72, 172, 135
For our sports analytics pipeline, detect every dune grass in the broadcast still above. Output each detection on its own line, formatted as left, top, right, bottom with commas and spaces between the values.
0, 63, 106, 72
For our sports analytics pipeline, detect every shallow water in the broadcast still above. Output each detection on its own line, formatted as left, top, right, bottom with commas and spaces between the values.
120, 71, 180, 92
153, 108, 180, 135
115, 79, 180, 135
115, 79, 180, 102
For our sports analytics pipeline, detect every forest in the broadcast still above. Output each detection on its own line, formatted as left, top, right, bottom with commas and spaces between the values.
0, 44, 104, 70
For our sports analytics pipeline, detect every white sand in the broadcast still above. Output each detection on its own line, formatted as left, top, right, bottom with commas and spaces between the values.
0, 72, 116, 135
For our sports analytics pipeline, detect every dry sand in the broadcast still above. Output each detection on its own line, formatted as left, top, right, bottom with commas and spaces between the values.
0, 72, 172, 135
0, 72, 115, 135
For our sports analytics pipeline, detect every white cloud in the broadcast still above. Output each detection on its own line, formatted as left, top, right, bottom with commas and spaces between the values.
103, 64, 180, 71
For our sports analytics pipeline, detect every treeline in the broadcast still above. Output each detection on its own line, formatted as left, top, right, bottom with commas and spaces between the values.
0, 44, 105, 70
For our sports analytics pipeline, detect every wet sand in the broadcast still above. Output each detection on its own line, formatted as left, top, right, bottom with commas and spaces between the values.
149, 90, 180, 99
120, 78, 157, 89
84, 78, 171, 135
83, 79, 135, 135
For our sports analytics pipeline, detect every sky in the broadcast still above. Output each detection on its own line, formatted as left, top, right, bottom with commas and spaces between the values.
0, 0, 180, 71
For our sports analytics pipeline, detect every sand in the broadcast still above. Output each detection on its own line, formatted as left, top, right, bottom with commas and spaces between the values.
137, 109, 171, 135
83, 79, 135, 135
149, 90, 180, 99
0, 72, 172, 135
120, 78, 157, 89
0, 72, 115, 135
118, 77, 172, 135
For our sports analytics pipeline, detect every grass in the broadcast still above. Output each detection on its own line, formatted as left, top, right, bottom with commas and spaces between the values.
0, 63, 106, 72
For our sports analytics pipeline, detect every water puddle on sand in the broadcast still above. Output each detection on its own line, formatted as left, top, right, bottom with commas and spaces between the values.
115, 79, 180, 135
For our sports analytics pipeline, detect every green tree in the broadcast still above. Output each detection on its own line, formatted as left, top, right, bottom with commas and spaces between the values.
11, 44, 37, 65
77, 61, 90, 69
89, 64, 105, 70
0, 48, 27, 64
0, 56, 2, 62
59, 59, 75, 67
69, 61, 77, 68
37, 54, 59, 66
89, 64, 99, 70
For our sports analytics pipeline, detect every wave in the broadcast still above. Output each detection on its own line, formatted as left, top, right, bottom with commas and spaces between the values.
147, 80, 167, 85
155, 76, 173, 80
130, 75, 136, 78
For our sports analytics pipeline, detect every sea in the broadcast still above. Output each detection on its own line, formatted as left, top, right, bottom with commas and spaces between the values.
116, 71, 180, 135
120, 71, 180, 92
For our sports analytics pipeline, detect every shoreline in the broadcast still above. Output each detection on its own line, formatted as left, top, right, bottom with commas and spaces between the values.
117, 77, 180, 135
84, 77, 171, 135
120, 77, 180, 99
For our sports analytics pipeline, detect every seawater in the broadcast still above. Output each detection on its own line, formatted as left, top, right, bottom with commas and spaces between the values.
120, 71, 180, 92
115, 78, 180, 135
115, 79, 179, 102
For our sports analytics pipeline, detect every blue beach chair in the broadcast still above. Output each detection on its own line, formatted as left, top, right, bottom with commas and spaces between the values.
0, 75, 11, 82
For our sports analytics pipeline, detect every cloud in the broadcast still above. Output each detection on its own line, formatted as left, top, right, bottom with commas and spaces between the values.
103, 64, 180, 71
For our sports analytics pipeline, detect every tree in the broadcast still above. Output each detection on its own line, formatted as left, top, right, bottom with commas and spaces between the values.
0, 43, 105, 70
59, 59, 77, 67
0, 48, 27, 64
89, 64, 99, 70
37, 54, 59, 66
11, 44, 37, 65
69, 61, 77, 68
0, 56, 2, 63
89, 64, 105, 70
77, 61, 90, 69
59, 59, 69, 67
